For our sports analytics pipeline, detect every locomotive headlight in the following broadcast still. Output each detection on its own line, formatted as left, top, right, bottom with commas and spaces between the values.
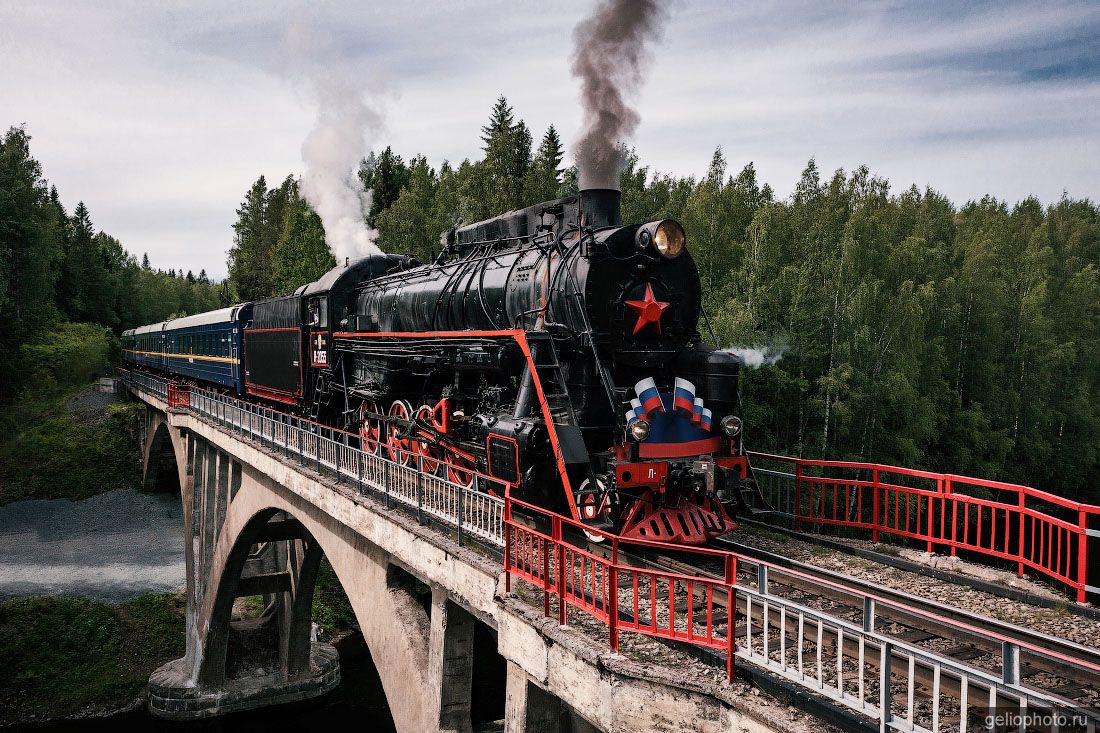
654, 220, 686, 258
720, 415, 743, 437
629, 419, 651, 441
636, 219, 686, 258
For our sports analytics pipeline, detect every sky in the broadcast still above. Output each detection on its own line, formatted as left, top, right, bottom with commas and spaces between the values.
1, 0, 1097, 279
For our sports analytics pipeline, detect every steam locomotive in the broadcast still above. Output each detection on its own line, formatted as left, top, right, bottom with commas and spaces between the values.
123, 188, 760, 544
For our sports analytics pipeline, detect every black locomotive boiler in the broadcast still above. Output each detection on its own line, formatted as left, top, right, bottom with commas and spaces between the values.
127, 187, 759, 545
277, 187, 757, 544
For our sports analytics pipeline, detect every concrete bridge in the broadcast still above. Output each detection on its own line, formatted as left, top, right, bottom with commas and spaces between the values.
127, 375, 792, 733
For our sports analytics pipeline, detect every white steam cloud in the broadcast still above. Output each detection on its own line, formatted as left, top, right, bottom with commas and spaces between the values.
278, 18, 385, 262
722, 339, 788, 369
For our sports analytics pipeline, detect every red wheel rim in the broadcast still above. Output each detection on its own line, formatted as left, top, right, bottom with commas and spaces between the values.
446, 453, 475, 488
415, 405, 442, 474
387, 400, 413, 465
360, 401, 381, 455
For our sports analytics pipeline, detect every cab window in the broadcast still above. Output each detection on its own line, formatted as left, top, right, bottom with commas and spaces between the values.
309, 297, 328, 328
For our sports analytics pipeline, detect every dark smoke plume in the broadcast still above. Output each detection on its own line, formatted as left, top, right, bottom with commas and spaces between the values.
571, 0, 668, 190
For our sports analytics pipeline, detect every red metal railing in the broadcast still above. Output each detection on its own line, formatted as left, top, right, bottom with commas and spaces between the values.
749, 452, 1100, 603
167, 383, 191, 408
504, 496, 738, 679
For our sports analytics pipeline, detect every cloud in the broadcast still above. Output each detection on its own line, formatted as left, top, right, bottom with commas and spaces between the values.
0, 0, 1095, 278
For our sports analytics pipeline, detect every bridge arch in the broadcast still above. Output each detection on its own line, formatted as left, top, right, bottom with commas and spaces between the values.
142, 411, 186, 494
178, 464, 468, 731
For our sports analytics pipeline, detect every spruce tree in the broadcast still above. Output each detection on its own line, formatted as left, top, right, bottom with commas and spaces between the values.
478, 96, 532, 213
227, 176, 273, 300
272, 179, 336, 294
361, 147, 409, 220
525, 125, 565, 202
0, 127, 58, 396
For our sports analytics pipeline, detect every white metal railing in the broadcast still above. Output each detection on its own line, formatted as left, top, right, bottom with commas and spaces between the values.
124, 369, 168, 400
754, 466, 797, 515
183, 384, 507, 546
737, 570, 1095, 733
120, 370, 1098, 732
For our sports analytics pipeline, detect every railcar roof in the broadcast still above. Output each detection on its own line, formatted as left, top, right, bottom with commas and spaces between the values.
130, 322, 167, 336
164, 306, 245, 331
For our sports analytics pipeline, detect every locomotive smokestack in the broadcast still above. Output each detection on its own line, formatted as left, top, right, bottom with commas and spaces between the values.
578, 188, 621, 229
571, 0, 667, 191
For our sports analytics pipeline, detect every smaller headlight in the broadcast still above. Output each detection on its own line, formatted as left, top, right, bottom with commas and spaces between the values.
720, 415, 743, 437
629, 419, 651, 441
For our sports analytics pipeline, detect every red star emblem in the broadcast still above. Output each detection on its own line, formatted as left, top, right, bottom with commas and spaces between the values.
626, 283, 670, 335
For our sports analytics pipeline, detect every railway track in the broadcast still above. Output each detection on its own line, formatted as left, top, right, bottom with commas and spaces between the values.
713, 537, 1100, 699
592, 532, 1100, 731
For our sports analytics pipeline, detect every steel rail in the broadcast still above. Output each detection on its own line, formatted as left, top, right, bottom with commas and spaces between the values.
713, 536, 1100, 680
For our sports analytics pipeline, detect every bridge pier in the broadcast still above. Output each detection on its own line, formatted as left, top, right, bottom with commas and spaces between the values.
432, 589, 476, 733
145, 412, 340, 719
504, 662, 600, 733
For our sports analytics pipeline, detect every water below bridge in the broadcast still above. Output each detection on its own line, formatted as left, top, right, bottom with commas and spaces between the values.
0, 488, 397, 731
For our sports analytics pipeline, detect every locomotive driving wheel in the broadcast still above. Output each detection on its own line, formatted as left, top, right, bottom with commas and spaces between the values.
414, 404, 443, 475
359, 401, 381, 455
386, 400, 415, 466
445, 451, 475, 488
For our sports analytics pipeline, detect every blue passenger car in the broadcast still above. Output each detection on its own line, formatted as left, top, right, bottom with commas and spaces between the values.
162, 304, 253, 393
122, 322, 167, 371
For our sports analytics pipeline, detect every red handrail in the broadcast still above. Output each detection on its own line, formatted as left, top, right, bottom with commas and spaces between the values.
167, 382, 191, 408
749, 450, 1099, 603
504, 495, 738, 680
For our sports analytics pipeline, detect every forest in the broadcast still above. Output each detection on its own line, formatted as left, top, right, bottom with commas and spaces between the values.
226, 97, 1100, 501
3, 93, 1099, 501
0, 126, 223, 401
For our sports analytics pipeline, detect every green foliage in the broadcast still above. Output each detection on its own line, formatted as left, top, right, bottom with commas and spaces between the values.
0, 392, 141, 505
228, 175, 276, 300
311, 558, 356, 635
374, 155, 442, 262
361, 146, 410, 219
470, 96, 532, 217
0, 127, 61, 402
525, 125, 565, 203
0, 593, 185, 723
16, 322, 113, 397
272, 178, 337, 293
